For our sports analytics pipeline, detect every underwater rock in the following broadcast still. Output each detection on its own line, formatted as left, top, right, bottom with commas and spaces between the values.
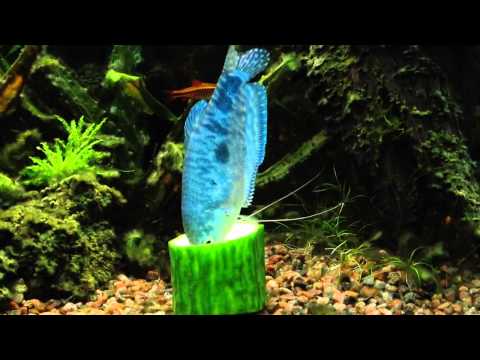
0, 172, 26, 208
0, 173, 126, 305
0, 129, 42, 174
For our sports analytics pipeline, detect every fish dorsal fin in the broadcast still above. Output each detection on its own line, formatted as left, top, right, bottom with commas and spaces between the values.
191, 79, 203, 86
184, 100, 208, 149
236, 83, 268, 207
237, 48, 270, 81
222, 45, 240, 73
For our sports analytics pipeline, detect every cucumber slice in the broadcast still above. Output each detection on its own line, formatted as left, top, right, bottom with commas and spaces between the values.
168, 220, 266, 315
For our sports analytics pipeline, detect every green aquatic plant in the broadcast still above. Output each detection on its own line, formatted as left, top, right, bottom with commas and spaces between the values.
275, 170, 365, 257
258, 52, 302, 86
0, 172, 24, 200
327, 238, 376, 272
21, 116, 108, 186
123, 229, 158, 268
285, 210, 356, 252
381, 247, 439, 290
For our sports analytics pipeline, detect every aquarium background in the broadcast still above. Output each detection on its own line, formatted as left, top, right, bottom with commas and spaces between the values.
1, 45, 480, 315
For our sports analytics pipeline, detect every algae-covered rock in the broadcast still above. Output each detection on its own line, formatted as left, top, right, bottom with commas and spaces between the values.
0, 172, 126, 304
0, 172, 25, 208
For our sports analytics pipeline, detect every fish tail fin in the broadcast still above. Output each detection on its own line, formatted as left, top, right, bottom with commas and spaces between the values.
237, 48, 270, 81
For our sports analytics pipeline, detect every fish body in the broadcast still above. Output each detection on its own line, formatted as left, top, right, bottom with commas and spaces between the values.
167, 80, 216, 101
182, 46, 269, 244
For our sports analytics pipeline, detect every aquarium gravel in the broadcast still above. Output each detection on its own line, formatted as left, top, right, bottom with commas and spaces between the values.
3, 243, 480, 315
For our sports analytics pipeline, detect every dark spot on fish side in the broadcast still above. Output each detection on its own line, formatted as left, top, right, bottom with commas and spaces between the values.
223, 75, 242, 94
215, 142, 230, 163
215, 89, 233, 112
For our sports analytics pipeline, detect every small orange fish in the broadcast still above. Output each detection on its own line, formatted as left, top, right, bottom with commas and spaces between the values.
167, 80, 216, 101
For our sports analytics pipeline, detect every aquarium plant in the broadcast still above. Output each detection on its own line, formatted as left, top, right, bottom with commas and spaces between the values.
21, 115, 108, 186
381, 247, 439, 290
169, 45, 270, 315
0, 172, 24, 204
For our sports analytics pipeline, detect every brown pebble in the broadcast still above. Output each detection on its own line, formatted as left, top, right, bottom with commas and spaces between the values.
378, 308, 392, 315
317, 297, 330, 305
281, 270, 302, 282
266, 298, 278, 312
105, 302, 125, 315
437, 302, 451, 311
355, 301, 366, 314
333, 289, 345, 304
46, 300, 62, 311
452, 303, 463, 313
266, 279, 279, 296
360, 286, 378, 299
268, 255, 284, 266
272, 244, 288, 256
279, 287, 293, 295
39, 310, 61, 315
307, 270, 324, 281
462, 295, 473, 307
388, 299, 403, 310
431, 299, 441, 308
365, 303, 380, 315
61, 302, 77, 314
444, 289, 457, 302
24, 299, 46, 312
296, 289, 317, 300
279, 293, 296, 301
9, 301, 19, 310
146, 270, 160, 281
272, 308, 284, 315
344, 290, 359, 299
296, 295, 309, 304
117, 274, 129, 282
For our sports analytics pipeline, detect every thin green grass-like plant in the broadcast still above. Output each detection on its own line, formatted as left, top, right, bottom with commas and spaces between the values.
381, 247, 439, 290
22, 116, 108, 186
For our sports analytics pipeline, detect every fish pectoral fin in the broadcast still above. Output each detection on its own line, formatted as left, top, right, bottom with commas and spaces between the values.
184, 100, 208, 149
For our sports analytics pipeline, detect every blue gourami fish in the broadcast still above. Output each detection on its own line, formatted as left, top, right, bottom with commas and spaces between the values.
181, 45, 270, 244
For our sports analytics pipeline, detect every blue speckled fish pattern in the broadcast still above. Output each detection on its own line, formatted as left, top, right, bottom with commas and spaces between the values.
181, 46, 270, 244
